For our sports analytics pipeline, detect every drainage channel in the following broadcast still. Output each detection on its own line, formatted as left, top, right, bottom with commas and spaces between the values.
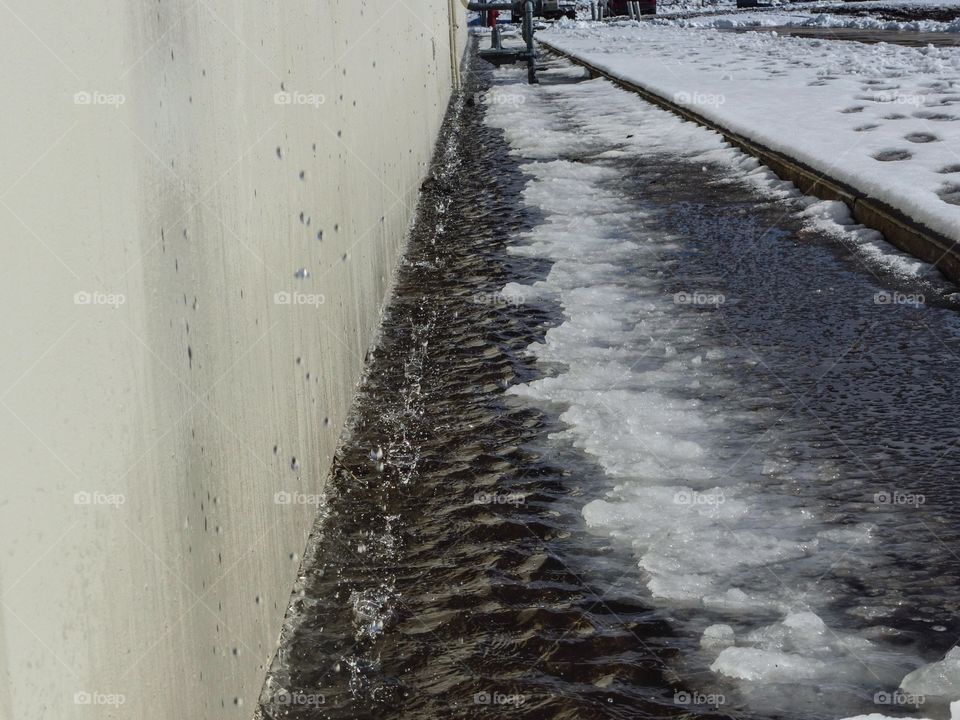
258, 45, 706, 720
259, 42, 960, 720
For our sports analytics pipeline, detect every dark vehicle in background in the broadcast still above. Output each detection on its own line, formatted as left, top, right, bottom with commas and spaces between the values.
511, 0, 577, 21
603, 0, 657, 16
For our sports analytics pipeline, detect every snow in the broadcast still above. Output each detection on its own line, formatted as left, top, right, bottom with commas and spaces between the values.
660, 9, 960, 32
901, 647, 960, 698
542, 19, 960, 245
838, 700, 960, 720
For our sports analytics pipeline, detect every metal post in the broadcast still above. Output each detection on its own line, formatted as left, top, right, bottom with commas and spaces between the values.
447, 0, 461, 90
524, 0, 538, 84
632, 1, 642, 16
627, 2, 636, 18
590, 1, 597, 20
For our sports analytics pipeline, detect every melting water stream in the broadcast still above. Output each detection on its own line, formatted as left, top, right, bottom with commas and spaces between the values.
260, 46, 960, 720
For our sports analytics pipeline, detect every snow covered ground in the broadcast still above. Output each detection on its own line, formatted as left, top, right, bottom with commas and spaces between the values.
659, 7, 960, 31
665, 11, 959, 31
579, 0, 960, 19
542, 18, 960, 249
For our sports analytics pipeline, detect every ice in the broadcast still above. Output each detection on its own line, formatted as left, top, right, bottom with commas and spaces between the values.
701, 623, 736, 651
711, 611, 880, 684
703, 587, 786, 614
900, 647, 960, 699
838, 699, 960, 720
712, 646, 830, 682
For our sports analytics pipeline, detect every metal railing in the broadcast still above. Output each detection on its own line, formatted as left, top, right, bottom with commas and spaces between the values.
468, 1, 541, 83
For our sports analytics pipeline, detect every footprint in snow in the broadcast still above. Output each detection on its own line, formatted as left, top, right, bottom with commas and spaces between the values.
913, 111, 957, 121
937, 184, 960, 206
905, 132, 939, 143
873, 149, 912, 162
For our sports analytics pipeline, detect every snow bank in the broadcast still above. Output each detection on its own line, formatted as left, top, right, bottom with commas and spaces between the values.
542, 21, 960, 246
660, 10, 960, 32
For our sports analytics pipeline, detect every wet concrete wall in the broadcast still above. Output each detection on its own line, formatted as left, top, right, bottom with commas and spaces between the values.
0, 1, 465, 718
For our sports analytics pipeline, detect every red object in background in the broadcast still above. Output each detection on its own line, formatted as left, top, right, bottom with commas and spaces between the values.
486, 10, 499, 26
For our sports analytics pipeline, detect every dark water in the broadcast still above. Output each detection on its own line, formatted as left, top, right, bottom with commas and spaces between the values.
258, 50, 731, 720
258, 44, 960, 720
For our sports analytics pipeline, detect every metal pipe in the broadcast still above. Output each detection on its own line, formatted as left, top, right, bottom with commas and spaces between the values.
525, 0, 538, 84
447, 0, 461, 90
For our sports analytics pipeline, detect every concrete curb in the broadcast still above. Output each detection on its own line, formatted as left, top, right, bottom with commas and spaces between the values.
540, 38, 960, 283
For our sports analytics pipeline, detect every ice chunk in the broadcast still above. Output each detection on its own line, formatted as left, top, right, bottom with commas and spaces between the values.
703, 587, 785, 613
900, 647, 960, 699
711, 646, 828, 682
745, 611, 874, 658
701, 624, 736, 651
836, 699, 960, 720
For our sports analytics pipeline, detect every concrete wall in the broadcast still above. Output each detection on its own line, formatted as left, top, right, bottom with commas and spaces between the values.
0, 1, 465, 718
